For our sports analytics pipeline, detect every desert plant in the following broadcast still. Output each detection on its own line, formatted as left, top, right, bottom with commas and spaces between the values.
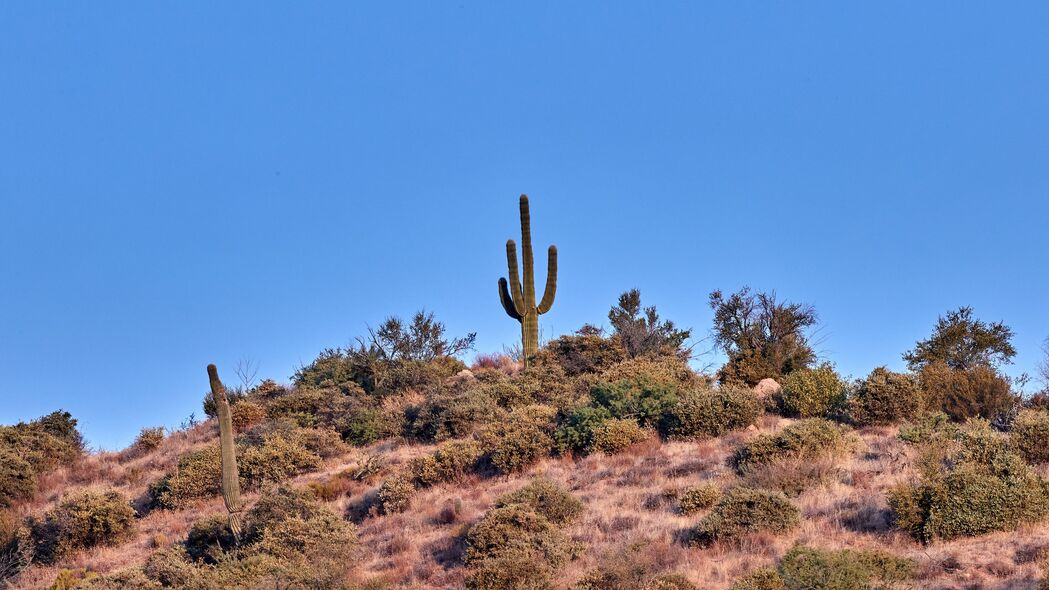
376, 474, 416, 514
0, 449, 35, 508
478, 404, 556, 474
690, 487, 800, 546
777, 364, 846, 418
659, 384, 759, 439
591, 418, 649, 454
919, 361, 1016, 421
498, 195, 558, 367
904, 306, 1016, 371
149, 446, 223, 509
709, 287, 818, 386
539, 331, 626, 376
184, 514, 238, 563
591, 380, 680, 428
409, 387, 500, 442
608, 289, 691, 359
494, 478, 584, 525
679, 484, 720, 514
848, 367, 923, 426
1013, 408, 1049, 464
464, 504, 575, 568
30, 490, 136, 564
131, 427, 165, 453
897, 411, 957, 444
777, 545, 913, 590
733, 419, 853, 475
888, 420, 1049, 542
465, 554, 555, 590
553, 405, 614, 456
238, 431, 321, 487
208, 364, 244, 542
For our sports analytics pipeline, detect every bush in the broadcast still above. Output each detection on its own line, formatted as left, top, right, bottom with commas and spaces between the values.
919, 361, 1016, 421
646, 574, 697, 590
729, 569, 787, 590
539, 333, 626, 376
553, 405, 614, 456
0, 448, 36, 507
149, 446, 222, 509
341, 406, 400, 446
494, 479, 584, 525
463, 505, 575, 568
897, 412, 957, 444
131, 427, 166, 453
0, 411, 84, 507
243, 485, 324, 542
733, 419, 853, 475
239, 432, 321, 488
30, 490, 136, 564
376, 474, 416, 514
690, 487, 800, 546
464, 554, 554, 590
592, 419, 649, 454
409, 387, 499, 442
478, 405, 556, 474
741, 456, 839, 497
679, 484, 720, 515
600, 356, 698, 391
591, 380, 679, 428
777, 545, 913, 590
888, 420, 1049, 542
71, 568, 160, 590
659, 385, 759, 440
847, 367, 923, 426
231, 401, 266, 432
184, 514, 237, 563
573, 563, 697, 590
777, 365, 846, 418
255, 509, 358, 564
1013, 409, 1049, 464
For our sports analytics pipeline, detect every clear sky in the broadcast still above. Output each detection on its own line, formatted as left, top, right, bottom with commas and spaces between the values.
2, 3, 1048, 450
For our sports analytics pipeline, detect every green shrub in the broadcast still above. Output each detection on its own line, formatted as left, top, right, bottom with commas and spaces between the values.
376, 474, 416, 514
184, 514, 237, 563
600, 356, 699, 390
1012, 408, 1049, 464
243, 485, 325, 542
239, 432, 321, 487
131, 427, 166, 453
264, 386, 355, 428
572, 563, 697, 590
777, 365, 846, 418
149, 445, 222, 509
255, 509, 358, 564
847, 367, 923, 426
464, 554, 554, 590
690, 487, 800, 546
659, 385, 759, 440
494, 479, 584, 525
341, 406, 400, 446
478, 405, 556, 474
777, 545, 913, 590
409, 388, 499, 442
733, 419, 853, 475
30, 490, 136, 564
888, 420, 1049, 542
0, 448, 36, 507
0, 411, 84, 507
409, 439, 482, 487
919, 361, 1016, 421
591, 380, 679, 428
729, 569, 787, 590
142, 547, 200, 587
646, 574, 697, 590
511, 361, 574, 407
741, 456, 839, 497
897, 412, 957, 444
553, 405, 613, 456
71, 568, 160, 590
679, 484, 720, 515
231, 401, 267, 432
463, 505, 575, 568
539, 333, 626, 376
592, 418, 649, 454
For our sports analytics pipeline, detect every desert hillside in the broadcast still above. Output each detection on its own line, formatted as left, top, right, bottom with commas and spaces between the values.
2, 299, 1049, 590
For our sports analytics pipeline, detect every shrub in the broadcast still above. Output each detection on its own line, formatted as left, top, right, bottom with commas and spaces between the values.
741, 456, 839, 497
904, 306, 1016, 371
600, 356, 698, 390
243, 485, 324, 542
30, 490, 136, 564
478, 405, 556, 474
848, 367, 923, 426
376, 474, 416, 514
409, 388, 499, 442
553, 405, 613, 456
71, 568, 160, 590
573, 563, 697, 590
149, 445, 222, 509
592, 418, 648, 454
679, 484, 720, 515
888, 420, 1049, 542
0, 411, 84, 507
690, 487, 800, 546
231, 400, 266, 432
777, 545, 913, 590
659, 385, 759, 440
897, 412, 957, 444
255, 509, 358, 564
540, 332, 626, 376
777, 365, 846, 418
463, 505, 575, 568
608, 289, 692, 359
264, 386, 356, 428
464, 554, 554, 590
184, 514, 237, 563
341, 406, 400, 446
494, 479, 584, 525
142, 547, 200, 587
646, 574, 697, 590
1013, 409, 1049, 464
420, 439, 482, 485
0, 448, 36, 507
733, 419, 853, 475
239, 432, 321, 488
591, 380, 679, 428
919, 361, 1016, 421
131, 427, 166, 453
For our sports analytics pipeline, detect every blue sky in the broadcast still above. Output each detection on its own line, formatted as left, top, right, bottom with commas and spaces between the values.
2, 3, 1047, 449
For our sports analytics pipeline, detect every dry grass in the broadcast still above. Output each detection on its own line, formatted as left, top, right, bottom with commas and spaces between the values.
8, 416, 1049, 589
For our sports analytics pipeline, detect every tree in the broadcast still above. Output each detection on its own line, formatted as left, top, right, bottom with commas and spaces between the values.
903, 307, 1015, 371
608, 289, 691, 358
709, 287, 817, 386
366, 310, 476, 361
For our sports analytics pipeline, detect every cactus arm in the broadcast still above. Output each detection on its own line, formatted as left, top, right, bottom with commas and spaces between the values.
504, 240, 526, 315
499, 278, 523, 320
208, 364, 243, 542
537, 245, 558, 314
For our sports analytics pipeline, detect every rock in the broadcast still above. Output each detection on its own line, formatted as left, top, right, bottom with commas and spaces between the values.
753, 378, 781, 406
447, 369, 476, 386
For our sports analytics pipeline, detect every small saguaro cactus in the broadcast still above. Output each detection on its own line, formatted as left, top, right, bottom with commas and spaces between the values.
498, 195, 557, 366
207, 364, 243, 542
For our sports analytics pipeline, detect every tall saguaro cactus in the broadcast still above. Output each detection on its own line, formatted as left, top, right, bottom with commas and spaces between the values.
207, 364, 243, 542
498, 195, 557, 366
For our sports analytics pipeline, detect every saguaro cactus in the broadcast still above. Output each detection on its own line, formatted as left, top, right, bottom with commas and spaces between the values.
207, 364, 243, 542
498, 195, 557, 366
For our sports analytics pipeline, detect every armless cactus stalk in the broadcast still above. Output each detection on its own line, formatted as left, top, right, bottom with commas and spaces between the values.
498, 195, 557, 366
207, 364, 243, 542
